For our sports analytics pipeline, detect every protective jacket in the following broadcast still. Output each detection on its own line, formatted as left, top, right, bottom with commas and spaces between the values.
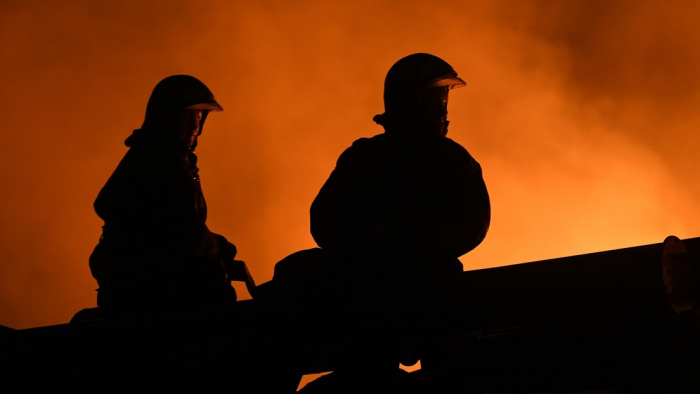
90, 130, 236, 313
90, 75, 235, 314
310, 133, 490, 302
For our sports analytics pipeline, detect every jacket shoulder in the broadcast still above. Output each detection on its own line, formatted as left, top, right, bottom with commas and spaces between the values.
335, 134, 387, 164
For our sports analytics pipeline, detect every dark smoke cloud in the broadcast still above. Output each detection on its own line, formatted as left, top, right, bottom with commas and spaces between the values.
493, 0, 700, 186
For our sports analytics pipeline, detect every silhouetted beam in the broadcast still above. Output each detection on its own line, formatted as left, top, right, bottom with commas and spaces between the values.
416, 235, 700, 392
452, 236, 700, 332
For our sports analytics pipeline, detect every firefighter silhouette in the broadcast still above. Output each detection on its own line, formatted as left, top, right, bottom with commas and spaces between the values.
89, 75, 245, 316
273, 53, 490, 306
272, 53, 491, 392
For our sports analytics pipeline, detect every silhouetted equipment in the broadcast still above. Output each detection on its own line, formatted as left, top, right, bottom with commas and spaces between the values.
2, 236, 700, 392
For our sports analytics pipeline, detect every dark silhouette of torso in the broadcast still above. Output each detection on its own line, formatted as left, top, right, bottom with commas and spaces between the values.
312, 132, 489, 261
310, 132, 489, 305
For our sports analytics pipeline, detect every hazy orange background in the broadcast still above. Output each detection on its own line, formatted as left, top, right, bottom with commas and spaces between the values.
1, 0, 699, 330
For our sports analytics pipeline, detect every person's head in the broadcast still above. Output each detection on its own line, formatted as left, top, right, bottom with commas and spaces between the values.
173, 109, 205, 150
140, 75, 223, 151
374, 53, 465, 138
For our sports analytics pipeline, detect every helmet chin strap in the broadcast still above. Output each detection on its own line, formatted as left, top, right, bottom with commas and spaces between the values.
441, 120, 450, 137
421, 119, 449, 138
417, 110, 449, 138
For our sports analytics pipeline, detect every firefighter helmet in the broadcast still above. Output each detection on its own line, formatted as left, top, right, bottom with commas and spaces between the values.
141, 75, 222, 132
382, 53, 465, 115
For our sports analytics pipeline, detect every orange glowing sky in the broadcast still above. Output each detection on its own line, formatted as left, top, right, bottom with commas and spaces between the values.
1, 0, 699, 329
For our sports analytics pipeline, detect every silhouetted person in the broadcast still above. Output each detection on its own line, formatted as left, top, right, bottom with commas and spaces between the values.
310, 53, 490, 306
89, 75, 242, 316
280, 53, 490, 392
276, 54, 490, 305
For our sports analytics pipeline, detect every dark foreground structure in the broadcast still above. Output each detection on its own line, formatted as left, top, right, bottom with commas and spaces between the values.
2, 235, 700, 393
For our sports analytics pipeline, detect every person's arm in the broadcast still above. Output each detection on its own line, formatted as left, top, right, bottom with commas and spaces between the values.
311, 144, 365, 252
429, 144, 490, 259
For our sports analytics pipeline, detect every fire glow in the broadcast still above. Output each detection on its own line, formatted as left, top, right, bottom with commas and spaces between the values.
0, 1, 698, 333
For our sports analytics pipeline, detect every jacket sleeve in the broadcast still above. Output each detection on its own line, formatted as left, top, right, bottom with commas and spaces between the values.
310, 144, 368, 253
432, 155, 490, 258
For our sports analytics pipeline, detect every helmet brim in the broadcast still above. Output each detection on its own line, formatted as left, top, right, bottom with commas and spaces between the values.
185, 102, 223, 111
425, 73, 467, 89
